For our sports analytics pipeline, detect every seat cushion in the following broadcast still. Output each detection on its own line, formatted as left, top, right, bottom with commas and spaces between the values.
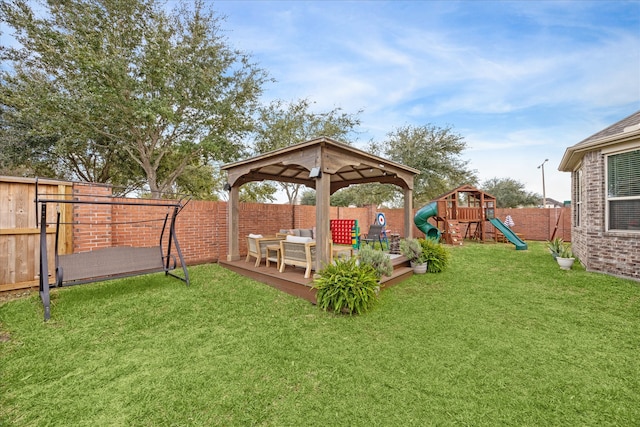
285, 235, 313, 244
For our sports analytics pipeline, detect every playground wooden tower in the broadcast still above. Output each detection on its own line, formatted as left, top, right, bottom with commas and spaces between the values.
430, 185, 497, 245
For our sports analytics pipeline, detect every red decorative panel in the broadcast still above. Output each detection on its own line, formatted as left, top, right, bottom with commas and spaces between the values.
330, 219, 359, 246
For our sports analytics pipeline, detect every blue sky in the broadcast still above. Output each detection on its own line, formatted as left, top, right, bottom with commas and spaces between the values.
207, 0, 640, 202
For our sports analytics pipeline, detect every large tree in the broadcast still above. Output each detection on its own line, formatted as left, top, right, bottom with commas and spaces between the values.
1, 0, 268, 197
299, 186, 391, 207
481, 177, 541, 208
252, 98, 361, 204
375, 124, 478, 204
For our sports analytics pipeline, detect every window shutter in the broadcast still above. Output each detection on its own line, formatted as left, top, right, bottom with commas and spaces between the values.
607, 149, 640, 230
608, 150, 640, 197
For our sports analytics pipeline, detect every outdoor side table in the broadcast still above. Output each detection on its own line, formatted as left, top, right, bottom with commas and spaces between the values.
265, 244, 281, 269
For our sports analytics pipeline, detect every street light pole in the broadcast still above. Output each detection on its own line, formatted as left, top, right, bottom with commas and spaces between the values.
537, 158, 548, 208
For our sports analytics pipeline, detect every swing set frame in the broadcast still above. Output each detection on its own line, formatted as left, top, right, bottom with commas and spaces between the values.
36, 180, 190, 321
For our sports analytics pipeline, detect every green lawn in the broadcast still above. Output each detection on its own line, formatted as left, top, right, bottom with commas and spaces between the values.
1, 242, 639, 426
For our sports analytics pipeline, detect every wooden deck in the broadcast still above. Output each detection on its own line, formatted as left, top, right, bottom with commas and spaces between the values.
219, 254, 414, 304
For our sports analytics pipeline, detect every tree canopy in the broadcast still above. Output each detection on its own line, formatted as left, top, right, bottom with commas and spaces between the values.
373, 124, 478, 205
481, 177, 541, 208
1, 0, 268, 197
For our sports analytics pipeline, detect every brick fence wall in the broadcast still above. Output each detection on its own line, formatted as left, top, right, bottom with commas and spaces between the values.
493, 207, 571, 242
68, 182, 571, 265
71, 183, 113, 252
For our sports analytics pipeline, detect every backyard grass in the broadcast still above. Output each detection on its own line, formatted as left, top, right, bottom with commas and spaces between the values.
1, 241, 639, 426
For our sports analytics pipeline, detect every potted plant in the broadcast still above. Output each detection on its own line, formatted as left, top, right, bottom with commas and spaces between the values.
400, 238, 427, 274
556, 243, 575, 270
546, 237, 564, 259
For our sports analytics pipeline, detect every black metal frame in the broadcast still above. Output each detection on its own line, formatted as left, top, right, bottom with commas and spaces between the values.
36, 181, 190, 321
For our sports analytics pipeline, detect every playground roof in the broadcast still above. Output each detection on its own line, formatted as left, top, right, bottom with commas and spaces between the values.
430, 184, 496, 202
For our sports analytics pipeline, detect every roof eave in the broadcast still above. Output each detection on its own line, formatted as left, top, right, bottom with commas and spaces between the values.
559, 128, 640, 172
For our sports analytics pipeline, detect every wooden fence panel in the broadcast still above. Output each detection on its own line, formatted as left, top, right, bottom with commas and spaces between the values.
0, 177, 72, 292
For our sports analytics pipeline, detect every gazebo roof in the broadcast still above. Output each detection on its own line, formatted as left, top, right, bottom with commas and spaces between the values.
221, 136, 420, 194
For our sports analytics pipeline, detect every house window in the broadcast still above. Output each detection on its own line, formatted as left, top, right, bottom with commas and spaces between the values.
607, 149, 640, 231
573, 169, 582, 227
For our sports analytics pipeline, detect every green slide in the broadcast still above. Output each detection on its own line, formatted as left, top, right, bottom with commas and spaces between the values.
489, 218, 528, 250
414, 201, 441, 240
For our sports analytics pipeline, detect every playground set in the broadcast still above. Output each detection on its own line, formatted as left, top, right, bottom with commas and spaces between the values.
413, 185, 527, 250
330, 186, 527, 253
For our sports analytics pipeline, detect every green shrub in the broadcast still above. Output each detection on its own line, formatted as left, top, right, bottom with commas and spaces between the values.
419, 238, 450, 273
364, 241, 385, 251
312, 257, 380, 315
558, 243, 573, 258
547, 237, 564, 258
358, 245, 393, 278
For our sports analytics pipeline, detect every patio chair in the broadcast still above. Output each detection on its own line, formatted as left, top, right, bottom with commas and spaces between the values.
279, 235, 329, 278
246, 234, 285, 267
360, 224, 387, 248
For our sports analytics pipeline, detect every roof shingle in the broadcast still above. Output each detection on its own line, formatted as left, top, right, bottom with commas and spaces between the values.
575, 110, 640, 147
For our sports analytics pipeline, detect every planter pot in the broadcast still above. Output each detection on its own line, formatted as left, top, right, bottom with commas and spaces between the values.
410, 261, 428, 274
557, 257, 575, 270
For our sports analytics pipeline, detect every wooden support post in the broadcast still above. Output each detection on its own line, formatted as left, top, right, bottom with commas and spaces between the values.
315, 170, 331, 273
404, 187, 413, 239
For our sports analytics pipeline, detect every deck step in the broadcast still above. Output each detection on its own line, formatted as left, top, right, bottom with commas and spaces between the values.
382, 265, 414, 287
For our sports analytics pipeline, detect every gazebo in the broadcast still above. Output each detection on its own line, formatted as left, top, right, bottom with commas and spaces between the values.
221, 137, 420, 273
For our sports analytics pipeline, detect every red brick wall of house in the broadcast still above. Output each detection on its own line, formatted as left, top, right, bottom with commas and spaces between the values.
571, 150, 640, 281
69, 182, 571, 264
